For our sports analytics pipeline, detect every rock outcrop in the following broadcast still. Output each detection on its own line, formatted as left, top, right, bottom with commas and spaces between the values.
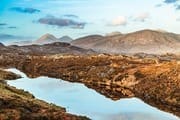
0, 69, 21, 80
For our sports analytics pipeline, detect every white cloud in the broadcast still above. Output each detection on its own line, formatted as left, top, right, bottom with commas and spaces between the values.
109, 16, 127, 26
177, 17, 180, 21
135, 12, 149, 22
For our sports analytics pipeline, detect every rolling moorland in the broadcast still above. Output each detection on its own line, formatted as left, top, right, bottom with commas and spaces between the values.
0, 29, 180, 119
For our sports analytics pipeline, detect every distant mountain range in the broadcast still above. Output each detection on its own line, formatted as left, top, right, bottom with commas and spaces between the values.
11, 34, 73, 46
3, 29, 180, 55
34, 34, 73, 44
71, 29, 180, 54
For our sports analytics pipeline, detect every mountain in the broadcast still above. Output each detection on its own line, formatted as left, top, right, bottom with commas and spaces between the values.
155, 29, 168, 33
59, 36, 73, 42
71, 35, 104, 49
10, 40, 33, 46
71, 29, 180, 54
34, 33, 59, 45
9, 35, 73, 46
105, 31, 122, 36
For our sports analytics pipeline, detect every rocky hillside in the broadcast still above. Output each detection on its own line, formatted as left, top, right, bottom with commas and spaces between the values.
1, 54, 179, 116
0, 69, 21, 80
0, 42, 96, 55
71, 29, 180, 54
71, 35, 104, 49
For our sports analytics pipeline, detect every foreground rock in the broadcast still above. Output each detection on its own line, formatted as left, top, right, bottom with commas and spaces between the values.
0, 70, 89, 120
0, 47, 179, 117
0, 54, 179, 117
0, 69, 21, 80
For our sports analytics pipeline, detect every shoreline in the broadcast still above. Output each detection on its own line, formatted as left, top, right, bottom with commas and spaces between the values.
0, 54, 179, 118
0, 69, 90, 120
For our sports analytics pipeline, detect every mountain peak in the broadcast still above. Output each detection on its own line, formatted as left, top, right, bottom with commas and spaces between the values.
59, 36, 73, 42
106, 31, 122, 36
35, 33, 59, 45
134, 29, 157, 33
133, 29, 168, 34
155, 29, 168, 33
40, 33, 56, 39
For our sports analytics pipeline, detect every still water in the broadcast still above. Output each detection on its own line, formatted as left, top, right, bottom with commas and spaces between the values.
7, 69, 179, 120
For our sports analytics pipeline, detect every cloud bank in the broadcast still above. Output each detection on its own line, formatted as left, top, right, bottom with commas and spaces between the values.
63, 14, 79, 18
10, 7, 40, 14
0, 23, 7, 26
164, 0, 178, 4
163, 0, 180, 10
8, 26, 17, 29
38, 16, 86, 29
175, 4, 180, 10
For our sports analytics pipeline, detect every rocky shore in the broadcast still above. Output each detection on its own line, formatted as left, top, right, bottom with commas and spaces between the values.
0, 69, 89, 120
0, 69, 21, 80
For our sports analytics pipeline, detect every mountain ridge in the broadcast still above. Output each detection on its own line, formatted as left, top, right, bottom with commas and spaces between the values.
71, 29, 180, 54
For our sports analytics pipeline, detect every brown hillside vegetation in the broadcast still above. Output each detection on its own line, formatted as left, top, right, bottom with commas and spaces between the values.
1, 54, 178, 116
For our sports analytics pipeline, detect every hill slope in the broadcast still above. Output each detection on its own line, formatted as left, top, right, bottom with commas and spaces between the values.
0, 42, 96, 55
71, 30, 180, 54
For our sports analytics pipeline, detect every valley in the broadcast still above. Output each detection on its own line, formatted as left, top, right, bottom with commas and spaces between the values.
0, 29, 179, 120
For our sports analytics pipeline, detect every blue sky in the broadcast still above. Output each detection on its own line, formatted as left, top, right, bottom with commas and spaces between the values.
0, 0, 180, 43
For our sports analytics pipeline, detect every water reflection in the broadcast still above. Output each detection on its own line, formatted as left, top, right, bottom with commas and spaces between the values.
7, 69, 179, 120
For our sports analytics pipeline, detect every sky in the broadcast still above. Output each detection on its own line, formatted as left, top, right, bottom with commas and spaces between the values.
0, 0, 180, 43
